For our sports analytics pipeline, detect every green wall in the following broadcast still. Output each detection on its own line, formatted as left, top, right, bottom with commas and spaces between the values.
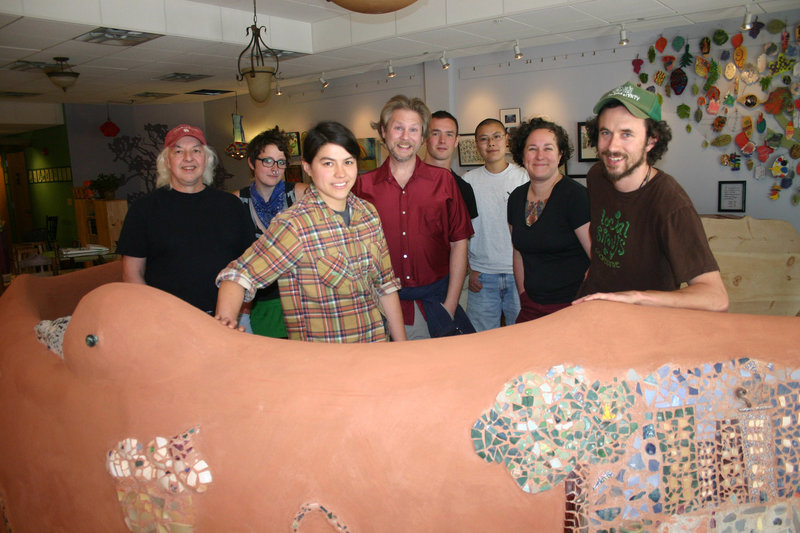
19, 125, 77, 247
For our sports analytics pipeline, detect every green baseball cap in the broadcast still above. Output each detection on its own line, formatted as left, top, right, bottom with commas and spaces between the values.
593, 82, 661, 121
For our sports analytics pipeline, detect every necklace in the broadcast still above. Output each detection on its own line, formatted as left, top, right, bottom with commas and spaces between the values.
639, 166, 653, 189
524, 175, 560, 226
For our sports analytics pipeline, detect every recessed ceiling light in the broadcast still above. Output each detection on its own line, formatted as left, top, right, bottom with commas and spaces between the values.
74, 27, 162, 46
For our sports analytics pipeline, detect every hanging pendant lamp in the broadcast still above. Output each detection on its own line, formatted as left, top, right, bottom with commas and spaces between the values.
237, 0, 280, 103
225, 93, 248, 160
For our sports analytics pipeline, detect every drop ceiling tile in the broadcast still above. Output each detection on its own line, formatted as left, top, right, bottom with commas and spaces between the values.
312, 15, 351, 52
396, 0, 446, 34
451, 17, 546, 41
350, 11, 396, 44
22, 0, 101, 25
402, 27, 494, 49
509, 6, 605, 33
571, 0, 674, 23
445, 0, 503, 25
99, 0, 167, 33
164, 0, 222, 40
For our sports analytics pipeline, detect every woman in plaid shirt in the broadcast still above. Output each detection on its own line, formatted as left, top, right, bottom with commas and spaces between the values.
215, 121, 406, 343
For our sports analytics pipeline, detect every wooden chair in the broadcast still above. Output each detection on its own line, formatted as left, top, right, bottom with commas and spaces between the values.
12, 242, 56, 276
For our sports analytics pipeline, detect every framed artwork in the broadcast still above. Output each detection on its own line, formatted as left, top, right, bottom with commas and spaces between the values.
286, 131, 300, 157
458, 134, 484, 166
577, 122, 598, 162
285, 164, 303, 183
563, 160, 586, 186
500, 108, 521, 129
357, 137, 379, 172
718, 180, 746, 212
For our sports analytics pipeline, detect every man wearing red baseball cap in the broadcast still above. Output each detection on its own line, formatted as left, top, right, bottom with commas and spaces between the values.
572, 83, 728, 312
117, 124, 253, 314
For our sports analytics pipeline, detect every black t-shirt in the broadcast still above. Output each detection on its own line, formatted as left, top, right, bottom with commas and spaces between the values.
452, 170, 479, 219
507, 177, 590, 304
117, 186, 253, 312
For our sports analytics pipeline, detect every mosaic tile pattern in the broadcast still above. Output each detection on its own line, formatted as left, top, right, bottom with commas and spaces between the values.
472, 359, 800, 532
106, 426, 210, 532
291, 502, 351, 532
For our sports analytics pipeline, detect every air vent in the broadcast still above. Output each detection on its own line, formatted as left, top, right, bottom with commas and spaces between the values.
74, 27, 162, 46
185, 89, 233, 96
0, 91, 41, 97
156, 73, 212, 83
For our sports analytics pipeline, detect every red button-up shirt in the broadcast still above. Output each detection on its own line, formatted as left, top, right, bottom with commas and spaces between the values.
354, 157, 473, 322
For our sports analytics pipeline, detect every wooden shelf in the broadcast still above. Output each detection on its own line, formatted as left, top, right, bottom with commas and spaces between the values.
74, 199, 128, 250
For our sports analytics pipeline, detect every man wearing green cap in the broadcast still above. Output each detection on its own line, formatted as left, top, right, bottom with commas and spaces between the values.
573, 83, 728, 312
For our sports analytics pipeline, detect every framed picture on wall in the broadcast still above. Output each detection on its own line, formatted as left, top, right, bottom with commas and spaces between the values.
286, 132, 300, 157
577, 122, 598, 162
285, 164, 304, 183
500, 108, 521, 129
357, 137, 379, 173
718, 180, 746, 212
458, 134, 484, 166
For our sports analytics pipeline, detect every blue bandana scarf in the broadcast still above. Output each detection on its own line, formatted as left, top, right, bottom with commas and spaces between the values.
250, 181, 285, 228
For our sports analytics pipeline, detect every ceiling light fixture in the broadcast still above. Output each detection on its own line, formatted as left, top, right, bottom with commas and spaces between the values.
440, 52, 450, 70
741, 10, 753, 31
513, 40, 523, 60
619, 25, 629, 46
275, 80, 282, 96
387, 60, 396, 78
319, 73, 329, 89
237, 0, 280, 103
46, 57, 79, 92
326, 0, 418, 14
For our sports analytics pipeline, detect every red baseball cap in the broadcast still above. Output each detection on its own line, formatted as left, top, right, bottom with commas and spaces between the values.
164, 124, 207, 149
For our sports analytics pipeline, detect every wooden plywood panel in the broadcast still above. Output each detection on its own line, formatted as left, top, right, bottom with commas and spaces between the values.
702, 216, 800, 317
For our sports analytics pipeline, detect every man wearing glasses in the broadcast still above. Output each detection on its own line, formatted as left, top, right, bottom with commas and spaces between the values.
462, 119, 528, 331
234, 127, 308, 336
117, 124, 253, 314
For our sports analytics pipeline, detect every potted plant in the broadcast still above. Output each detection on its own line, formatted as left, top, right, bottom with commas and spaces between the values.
84, 173, 120, 200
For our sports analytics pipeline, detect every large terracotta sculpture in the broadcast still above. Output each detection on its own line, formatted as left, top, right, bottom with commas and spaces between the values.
0, 262, 798, 531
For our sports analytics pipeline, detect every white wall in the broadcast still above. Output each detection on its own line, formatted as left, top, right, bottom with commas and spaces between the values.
203, 9, 800, 232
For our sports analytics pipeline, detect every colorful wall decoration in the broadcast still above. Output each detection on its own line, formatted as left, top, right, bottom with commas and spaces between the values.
631, 19, 800, 206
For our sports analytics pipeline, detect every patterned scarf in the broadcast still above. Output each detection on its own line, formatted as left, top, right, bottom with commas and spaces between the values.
250, 181, 285, 228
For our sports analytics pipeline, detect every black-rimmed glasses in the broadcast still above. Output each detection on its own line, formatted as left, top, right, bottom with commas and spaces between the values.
255, 157, 288, 168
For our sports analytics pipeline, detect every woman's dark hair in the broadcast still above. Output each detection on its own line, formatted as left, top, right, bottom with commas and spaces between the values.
509, 117, 573, 168
302, 121, 360, 164
246, 126, 291, 165
584, 101, 673, 165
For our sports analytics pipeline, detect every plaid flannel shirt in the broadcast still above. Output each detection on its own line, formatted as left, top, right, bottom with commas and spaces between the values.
217, 186, 400, 343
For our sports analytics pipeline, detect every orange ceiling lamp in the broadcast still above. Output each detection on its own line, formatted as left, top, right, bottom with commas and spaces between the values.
326, 0, 417, 14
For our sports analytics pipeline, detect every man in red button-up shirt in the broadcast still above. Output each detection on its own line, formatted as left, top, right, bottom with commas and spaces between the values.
354, 95, 474, 339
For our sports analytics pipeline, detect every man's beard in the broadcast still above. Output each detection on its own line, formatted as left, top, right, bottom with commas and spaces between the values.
601, 147, 647, 183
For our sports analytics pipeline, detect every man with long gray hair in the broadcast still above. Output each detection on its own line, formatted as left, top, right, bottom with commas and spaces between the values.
117, 124, 253, 314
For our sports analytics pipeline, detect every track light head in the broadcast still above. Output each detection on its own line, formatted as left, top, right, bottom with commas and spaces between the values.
619, 27, 629, 46
387, 60, 396, 78
741, 11, 753, 31
319, 73, 329, 88
513, 41, 523, 60
439, 52, 450, 70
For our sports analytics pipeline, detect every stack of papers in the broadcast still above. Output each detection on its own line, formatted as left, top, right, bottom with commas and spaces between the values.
60, 245, 110, 257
